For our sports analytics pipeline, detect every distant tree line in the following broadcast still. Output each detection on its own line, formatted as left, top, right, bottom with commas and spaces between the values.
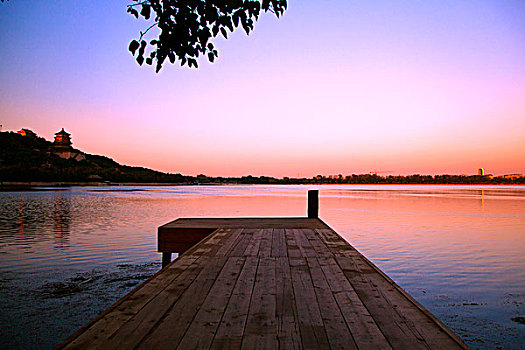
194, 174, 524, 185
1, 132, 523, 185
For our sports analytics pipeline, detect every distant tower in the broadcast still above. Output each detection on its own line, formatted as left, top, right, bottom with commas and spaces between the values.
478, 168, 485, 176
52, 128, 85, 161
54, 128, 72, 150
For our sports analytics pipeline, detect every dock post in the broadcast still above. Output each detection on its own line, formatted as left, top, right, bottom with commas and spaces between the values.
308, 190, 319, 218
162, 252, 172, 268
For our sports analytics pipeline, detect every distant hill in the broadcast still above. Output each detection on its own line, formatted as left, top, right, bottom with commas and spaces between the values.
0, 132, 194, 183
1, 131, 522, 185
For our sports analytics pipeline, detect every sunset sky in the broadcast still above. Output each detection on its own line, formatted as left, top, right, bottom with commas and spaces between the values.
1, 0, 524, 177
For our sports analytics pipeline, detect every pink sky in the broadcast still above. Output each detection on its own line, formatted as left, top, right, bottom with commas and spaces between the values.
1, 1, 524, 177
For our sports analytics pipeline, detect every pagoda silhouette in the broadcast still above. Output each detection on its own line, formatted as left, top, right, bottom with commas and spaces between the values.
53, 128, 85, 161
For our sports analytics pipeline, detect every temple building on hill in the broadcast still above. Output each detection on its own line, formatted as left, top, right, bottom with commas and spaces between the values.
53, 128, 72, 149
17, 128, 37, 137
53, 128, 85, 161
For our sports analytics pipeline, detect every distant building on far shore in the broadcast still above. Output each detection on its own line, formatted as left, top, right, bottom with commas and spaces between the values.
18, 128, 37, 138
478, 168, 485, 176
53, 128, 72, 150
502, 174, 523, 180
53, 128, 85, 161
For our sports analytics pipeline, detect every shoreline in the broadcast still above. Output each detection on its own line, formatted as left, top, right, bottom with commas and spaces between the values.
1, 181, 524, 191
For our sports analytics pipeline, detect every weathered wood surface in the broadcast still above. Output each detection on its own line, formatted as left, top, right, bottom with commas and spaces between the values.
158, 217, 329, 255
58, 218, 468, 349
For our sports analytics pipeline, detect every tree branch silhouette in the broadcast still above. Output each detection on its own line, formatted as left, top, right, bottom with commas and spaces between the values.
0, 0, 288, 72
127, 0, 288, 72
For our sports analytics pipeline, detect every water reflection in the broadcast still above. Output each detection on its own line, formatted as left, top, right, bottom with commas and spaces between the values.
52, 195, 71, 249
17, 199, 24, 236
0, 185, 524, 349
480, 189, 485, 211
3, 193, 72, 247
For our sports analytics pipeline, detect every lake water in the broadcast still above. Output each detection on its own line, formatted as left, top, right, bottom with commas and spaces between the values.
0, 185, 524, 349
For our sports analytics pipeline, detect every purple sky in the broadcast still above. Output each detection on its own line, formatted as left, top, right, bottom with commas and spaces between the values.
1, 0, 524, 177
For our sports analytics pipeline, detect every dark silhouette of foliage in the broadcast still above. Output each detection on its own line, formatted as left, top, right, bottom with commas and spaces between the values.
0, 132, 193, 183
127, 0, 287, 72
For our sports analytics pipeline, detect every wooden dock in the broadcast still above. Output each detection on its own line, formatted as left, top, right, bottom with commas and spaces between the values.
57, 191, 468, 349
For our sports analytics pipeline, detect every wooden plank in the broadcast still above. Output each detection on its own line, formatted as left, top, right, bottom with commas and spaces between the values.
189, 228, 232, 257
316, 228, 428, 348
244, 229, 263, 257
241, 257, 277, 349
306, 256, 357, 350
82, 230, 235, 349
287, 236, 330, 349
300, 228, 332, 259
293, 228, 317, 258
225, 229, 251, 257
216, 228, 244, 256
356, 252, 469, 349
258, 229, 273, 258
318, 256, 392, 350
61, 254, 201, 349
176, 257, 246, 349
275, 256, 301, 349
289, 262, 330, 349
98, 256, 219, 349
211, 256, 258, 349
316, 228, 355, 255
271, 228, 287, 258
316, 226, 466, 349
343, 254, 465, 349
284, 229, 302, 259
137, 255, 229, 349
64, 228, 239, 348
160, 217, 328, 230
336, 255, 432, 349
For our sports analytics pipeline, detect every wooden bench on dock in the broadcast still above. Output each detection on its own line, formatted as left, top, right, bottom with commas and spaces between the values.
57, 190, 468, 349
